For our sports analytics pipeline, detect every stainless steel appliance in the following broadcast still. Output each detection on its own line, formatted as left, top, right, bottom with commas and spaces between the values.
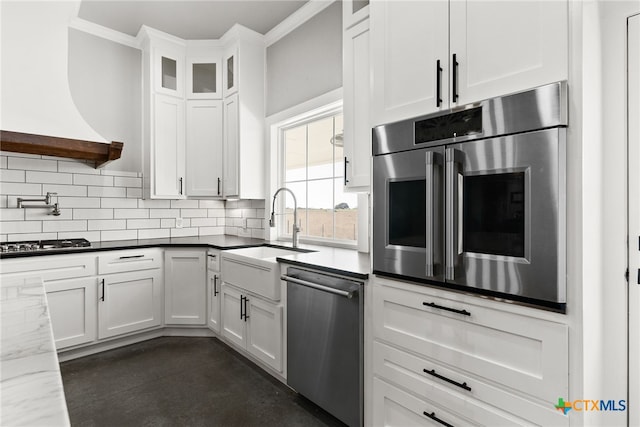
373, 82, 567, 310
0, 238, 91, 253
282, 267, 363, 427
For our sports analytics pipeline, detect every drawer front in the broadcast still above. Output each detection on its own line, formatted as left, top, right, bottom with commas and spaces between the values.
372, 377, 531, 427
98, 249, 162, 274
0, 254, 97, 281
373, 341, 568, 426
207, 250, 220, 271
372, 282, 568, 402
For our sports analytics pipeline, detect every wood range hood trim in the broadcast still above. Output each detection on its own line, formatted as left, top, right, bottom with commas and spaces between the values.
0, 130, 123, 168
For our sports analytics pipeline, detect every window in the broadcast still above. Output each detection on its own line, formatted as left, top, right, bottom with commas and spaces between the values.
279, 111, 358, 246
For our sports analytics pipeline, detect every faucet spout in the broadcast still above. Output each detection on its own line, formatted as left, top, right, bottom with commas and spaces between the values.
270, 187, 299, 248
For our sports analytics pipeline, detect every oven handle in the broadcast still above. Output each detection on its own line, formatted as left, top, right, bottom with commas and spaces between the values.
445, 148, 464, 281
425, 151, 435, 277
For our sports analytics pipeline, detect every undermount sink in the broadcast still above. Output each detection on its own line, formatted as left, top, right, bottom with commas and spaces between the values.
221, 246, 306, 300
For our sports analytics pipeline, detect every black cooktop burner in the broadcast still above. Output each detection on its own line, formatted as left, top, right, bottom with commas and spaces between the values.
0, 238, 91, 253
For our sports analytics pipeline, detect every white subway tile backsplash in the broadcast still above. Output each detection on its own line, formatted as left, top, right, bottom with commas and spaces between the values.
232, 218, 245, 228
161, 218, 176, 228
58, 196, 101, 208
170, 200, 198, 209
190, 217, 219, 227
138, 228, 170, 240
114, 176, 142, 187
251, 199, 266, 208
224, 226, 237, 236
1, 182, 41, 195
217, 218, 226, 226
199, 200, 224, 209
42, 220, 87, 233
199, 227, 224, 236
170, 227, 198, 238
226, 208, 241, 218
0, 169, 26, 183
242, 209, 257, 218
126, 188, 143, 198
58, 160, 100, 174
0, 196, 6, 208
247, 218, 263, 229
8, 157, 57, 172
73, 209, 114, 220
138, 199, 171, 209
208, 209, 225, 218
127, 219, 160, 229
0, 151, 41, 159
251, 229, 265, 239
74, 174, 114, 187
8, 232, 57, 241
237, 228, 253, 238
57, 231, 101, 241
0, 209, 25, 221
114, 209, 148, 219
100, 170, 138, 177
0, 221, 41, 234
26, 171, 72, 185
101, 198, 138, 209
0, 156, 7, 169
88, 220, 126, 231
87, 186, 126, 198
180, 209, 207, 218
43, 184, 88, 197
149, 209, 180, 219
25, 209, 73, 221
101, 229, 138, 241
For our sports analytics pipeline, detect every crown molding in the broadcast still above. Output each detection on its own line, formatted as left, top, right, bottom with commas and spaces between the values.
69, 18, 140, 49
264, 0, 336, 47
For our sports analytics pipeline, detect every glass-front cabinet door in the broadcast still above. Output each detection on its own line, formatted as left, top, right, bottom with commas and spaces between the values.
187, 57, 222, 99
343, 0, 369, 29
155, 47, 184, 97
223, 47, 238, 97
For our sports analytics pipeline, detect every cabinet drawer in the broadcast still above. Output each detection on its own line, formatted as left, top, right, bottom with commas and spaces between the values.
0, 254, 97, 281
98, 249, 162, 274
372, 282, 568, 403
372, 377, 541, 427
373, 341, 568, 426
207, 250, 220, 271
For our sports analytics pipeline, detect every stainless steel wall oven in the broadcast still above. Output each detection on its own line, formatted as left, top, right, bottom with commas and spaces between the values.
372, 82, 567, 311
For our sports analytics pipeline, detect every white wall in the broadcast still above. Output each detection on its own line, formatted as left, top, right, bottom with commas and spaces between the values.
68, 29, 142, 172
265, 2, 342, 116
0, 1, 105, 143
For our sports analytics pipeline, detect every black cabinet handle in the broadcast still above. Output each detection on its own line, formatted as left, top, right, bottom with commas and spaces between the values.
243, 295, 249, 321
344, 157, 349, 185
423, 301, 471, 316
423, 411, 454, 427
423, 369, 471, 392
217, 177, 221, 195
179, 177, 183, 195
208, 254, 217, 259
119, 254, 144, 260
100, 279, 105, 302
436, 59, 442, 107
240, 295, 244, 319
213, 275, 218, 296
452, 53, 459, 102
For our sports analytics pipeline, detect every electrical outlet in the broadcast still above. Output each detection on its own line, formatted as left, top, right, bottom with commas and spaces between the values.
176, 217, 183, 229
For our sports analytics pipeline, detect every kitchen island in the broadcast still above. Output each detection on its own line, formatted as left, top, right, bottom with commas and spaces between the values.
0, 277, 69, 426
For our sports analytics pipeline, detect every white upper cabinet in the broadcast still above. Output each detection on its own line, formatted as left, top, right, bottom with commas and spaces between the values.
186, 100, 223, 197
449, 0, 568, 106
223, 93, 239, 198
153, 94, 186, 199
343, 17, 372, 191
154, 44, 185, 98
187, 56, 222, 99
371, 0, 449, 126
222, 46, 239, 97
343, 0, 369, 30
371, 0, 568, 126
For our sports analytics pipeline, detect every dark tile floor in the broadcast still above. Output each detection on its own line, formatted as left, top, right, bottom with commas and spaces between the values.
60, 337, 345, 427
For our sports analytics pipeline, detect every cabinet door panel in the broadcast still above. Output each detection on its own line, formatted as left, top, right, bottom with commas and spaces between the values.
222, 48, 238, 97
246, 297, 282, 372
0, 255, 97, 281
164, 250, 206, 325
98, 270, 162, 339
46, 278, 97, 349
153, 94, 185, 199
449, 0, 568, 105
186, 100, 223, 197
371, 0, 448, 125
221, 284, 245, 347
223, 94, 239, 197
207, 271, 221, 333
187, 56, 222, 99
98, 249, 162, 275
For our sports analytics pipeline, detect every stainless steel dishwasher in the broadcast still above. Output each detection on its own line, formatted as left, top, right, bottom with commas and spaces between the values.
282, 267, 363, 427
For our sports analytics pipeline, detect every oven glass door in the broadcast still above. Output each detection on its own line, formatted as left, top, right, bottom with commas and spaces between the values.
445, 128, 566, 303
373, 147, 444, 282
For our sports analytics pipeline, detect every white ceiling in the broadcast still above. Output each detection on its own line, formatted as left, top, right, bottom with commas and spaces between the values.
77, 0, 309, 40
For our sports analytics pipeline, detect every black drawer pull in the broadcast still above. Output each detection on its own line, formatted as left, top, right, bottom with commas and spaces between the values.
208, 254, 217, 258
423, 369, 472, 392
423, 411, 454, 427
119, 254, 144, 260
423, 301, 470, 316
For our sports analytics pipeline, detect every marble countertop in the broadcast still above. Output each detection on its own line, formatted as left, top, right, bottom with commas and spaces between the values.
0, 277, 70, 426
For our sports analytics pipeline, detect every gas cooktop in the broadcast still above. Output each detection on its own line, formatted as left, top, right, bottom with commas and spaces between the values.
0, 238, 92, 253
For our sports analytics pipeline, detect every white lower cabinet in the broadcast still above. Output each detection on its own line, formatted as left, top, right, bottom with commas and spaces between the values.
98, 269, 163, 339
45, 277, 97, 350
207, 250, 221, 333
221, 283, 283, 372
164, 249, 207, 325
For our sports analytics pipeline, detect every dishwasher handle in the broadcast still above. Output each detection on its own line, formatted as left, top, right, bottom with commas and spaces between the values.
281, 275, 356, 299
